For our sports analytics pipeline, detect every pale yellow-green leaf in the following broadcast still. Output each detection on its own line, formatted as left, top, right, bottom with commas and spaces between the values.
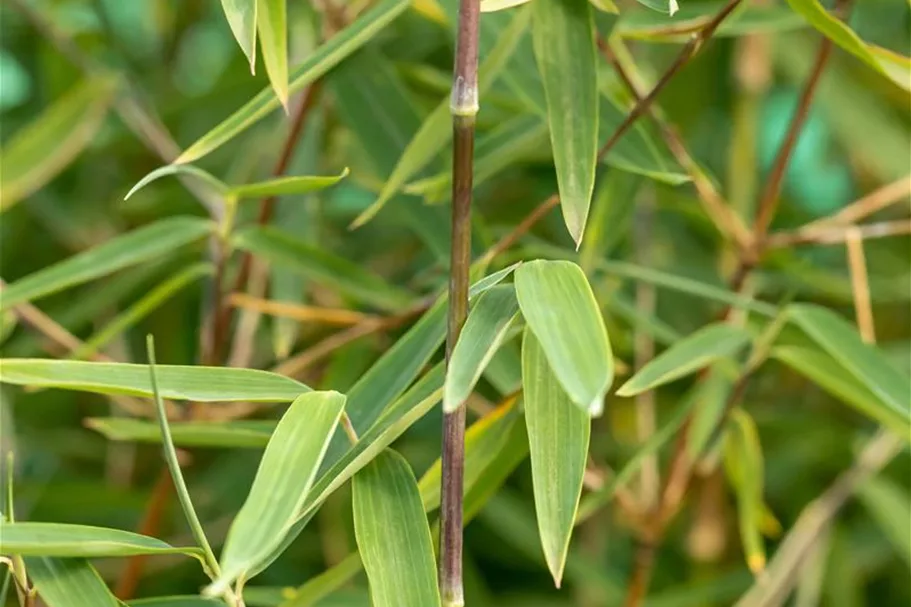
0, 522, 201, 560
522, 329, 590, 587
257, 0, 289, 108
220, 0, 258, 72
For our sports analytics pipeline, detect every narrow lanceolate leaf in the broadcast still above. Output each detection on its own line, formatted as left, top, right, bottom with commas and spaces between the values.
25, 557, 119, 607
785, 0, 911, 91
124, 165, 228, 200
353, 450, 440, 607
0, 217, 212, 311
616, 323, 751, 397
233, 226, 411, 312
352, 6, 531, 226
789, 304, 911, 423
773, 346, 910, 439
531, 0, 599, 245
220, 0, 257, 72
177, 0, 410, 164
515, 260, 612, 416
0, 359, 310, 402
86, 417, 274, 448
444, 285, 520, 412
257, 0, 289, 108
73, 263, 213, 360
0, 77, 116, 211
724, 409, 768, 574
0, 522, 201, 559
227, 168, 348, 199
211, 391, 346, 592
522, 329, 590, 587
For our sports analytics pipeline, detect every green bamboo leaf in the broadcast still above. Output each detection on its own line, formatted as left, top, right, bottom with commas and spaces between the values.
353, 450, 441, 607
24, 557, 120, 607
0, 217, 212, 311
209, 391, 346, 593
352, 6, 531, 227
856, 475, 911, 568
420, 395, 521, 511
684, 362, 737, 460
514, 260, 613, 416
616, 2, 804, 41
531, 0, 599, 245
784, 0, 911, 91
124, 165, 228, 200
788, 304, 910, 423
73, 264, 213, 360
772, 345, 909, 438
0, 522, 201, 559
220, 0, 257, 72
633, 0, 679, 15
589, 0, 619, 12
251, 367, 445, 579
257, 0, 288, 108
522, 329, 589, 586
227, 168, 349, 199
0, 359, 310, 402
233, 226, 411, 312
86, 418, 274, 448
444, 285, 520, 412
616, 323, 751, 397
724, 409, 767, 574
177, 0, 410, 164
0, 77, 116, 211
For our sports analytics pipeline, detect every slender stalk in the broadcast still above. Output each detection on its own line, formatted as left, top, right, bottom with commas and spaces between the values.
440, 1, 480, 605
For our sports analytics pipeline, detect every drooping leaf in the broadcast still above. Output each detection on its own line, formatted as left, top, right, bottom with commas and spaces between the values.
0, 217, 212, 310
515, 260, 613, 415
531, 0, 599, 245
256, 0, 289, 108
177, 0, 411, 164
522, 329, 590, 586
352, 5, 531, 226
0, 359, 310, 402
724, 409, 767, 574
209, 391, 346, 592
788, 304, 910, 423
73, 263, 213, 360
86, 417, 274, 448
784, 0, 911, 91
0, 77, 116, 211
233, 226, 411, 312
616, 323, 751, 396
616, 1, 805, 41
773, 345, 910, 438
220, 0, 257, 71
444, 285, 520, 412
24, 557, 120, 607
353, 450, 441, 607
0, 522, 201, 559
124, 165, 229, 200
227, 168, 349, 199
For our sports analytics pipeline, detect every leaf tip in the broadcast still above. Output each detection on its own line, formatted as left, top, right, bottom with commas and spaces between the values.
747, 553, 766, 574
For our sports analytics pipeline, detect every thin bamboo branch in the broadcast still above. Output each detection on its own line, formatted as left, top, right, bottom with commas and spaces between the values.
766, 219, 911, 248
845, 228, 875, 343
799, 175, 911, 231
440, 1, 481, 604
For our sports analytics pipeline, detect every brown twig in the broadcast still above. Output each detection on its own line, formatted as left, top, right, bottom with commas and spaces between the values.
766, 219, 911, 248
845, 228, 875, 344
598, 0, 744, 161
228, 293, 372, 326
799, 175, 911, 231
115, 470, 173, 599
